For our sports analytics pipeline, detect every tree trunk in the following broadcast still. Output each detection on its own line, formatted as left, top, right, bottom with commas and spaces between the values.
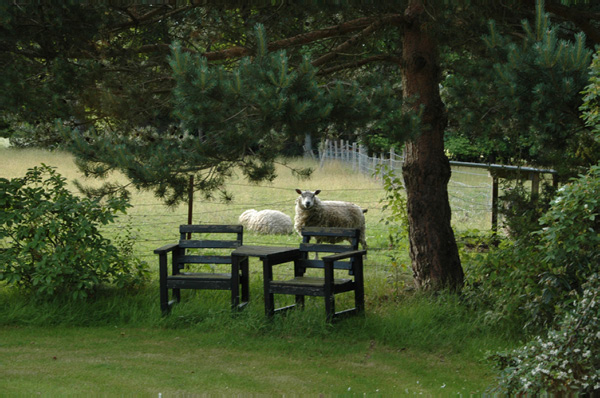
400, 1, 464, 290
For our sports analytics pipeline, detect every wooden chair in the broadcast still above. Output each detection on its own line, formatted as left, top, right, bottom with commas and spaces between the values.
154, 224, 248, 314
262, 227, 366, 322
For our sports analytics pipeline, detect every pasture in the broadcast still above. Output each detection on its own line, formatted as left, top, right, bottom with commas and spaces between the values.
0, 147, 517, 395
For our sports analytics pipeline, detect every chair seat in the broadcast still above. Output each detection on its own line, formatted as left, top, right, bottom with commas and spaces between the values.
273, 276, 352, 287
269, 276, 354, 296
169, 272, 232, 281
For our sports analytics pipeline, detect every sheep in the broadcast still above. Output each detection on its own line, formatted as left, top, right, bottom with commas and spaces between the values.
294, 189, 367, 249
238, 209, 293, 235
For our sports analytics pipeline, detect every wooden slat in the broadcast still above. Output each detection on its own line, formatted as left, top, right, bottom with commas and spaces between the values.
179, 240, 241, 249
177, 255, 232, 265
297, 259, 353, 270
169, 272, 231, 280
179, 224, 242, 234
300, 242, 353, 253
301, 227, 359, 238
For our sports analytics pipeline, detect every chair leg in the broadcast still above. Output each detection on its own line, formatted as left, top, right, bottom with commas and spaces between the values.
158, 253, 170, 315
159, 282, 169, 314
231, 258, 240, 310
354, 257, 365, 314
325, 294, 335, 323
295, 295, 305, 308
355, 286, 365, 314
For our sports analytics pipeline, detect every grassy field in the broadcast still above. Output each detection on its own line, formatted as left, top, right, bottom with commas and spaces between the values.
0, 147, 518, 395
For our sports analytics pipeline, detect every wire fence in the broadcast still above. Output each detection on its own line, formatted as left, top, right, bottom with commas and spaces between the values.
98, 139, 557, 264
316, 139, 559, 233
317, 139, 496, 228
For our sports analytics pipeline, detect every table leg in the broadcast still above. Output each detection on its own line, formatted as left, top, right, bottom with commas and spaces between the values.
262, 258, 275, 318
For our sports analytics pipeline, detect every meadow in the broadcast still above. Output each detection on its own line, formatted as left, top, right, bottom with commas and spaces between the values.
0, 147, 519, 395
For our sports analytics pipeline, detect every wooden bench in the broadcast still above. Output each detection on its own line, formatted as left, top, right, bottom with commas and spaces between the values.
154, 224, 248, 314
262, 227, 366, 322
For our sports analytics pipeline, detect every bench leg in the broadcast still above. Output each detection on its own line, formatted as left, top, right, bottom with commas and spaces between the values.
325, 294, 335, 323
159, 253, 170, 315
295, 295, 305, 308
231, 259, 240, 310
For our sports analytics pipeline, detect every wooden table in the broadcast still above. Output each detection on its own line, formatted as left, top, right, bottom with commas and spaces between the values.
231, 245, 301, 314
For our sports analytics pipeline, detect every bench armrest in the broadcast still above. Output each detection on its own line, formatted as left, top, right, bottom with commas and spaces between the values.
154, 243, 179, 255
322, 250, 367, 262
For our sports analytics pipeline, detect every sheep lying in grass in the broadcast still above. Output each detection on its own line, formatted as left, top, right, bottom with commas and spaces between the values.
294, 189, 367, 249
238, 209, 293, 235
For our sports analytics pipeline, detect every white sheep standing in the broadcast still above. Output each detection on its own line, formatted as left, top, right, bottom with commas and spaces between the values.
238, 209, 293, 235
294, 189, 367, 249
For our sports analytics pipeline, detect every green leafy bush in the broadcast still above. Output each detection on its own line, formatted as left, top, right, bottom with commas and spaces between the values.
465, 164, 600, 331
0, 165, 148, 299
491, 273, 600, 395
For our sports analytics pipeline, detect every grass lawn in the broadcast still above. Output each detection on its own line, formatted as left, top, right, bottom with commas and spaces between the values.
0, 148, 518, 395
0, 313, 502, 396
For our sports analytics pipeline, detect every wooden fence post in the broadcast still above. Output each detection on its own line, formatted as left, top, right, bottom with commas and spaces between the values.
359, 144, 365, 174
187, 175, 194, 239
491, 174, 499, 237
531, 172, 540, 199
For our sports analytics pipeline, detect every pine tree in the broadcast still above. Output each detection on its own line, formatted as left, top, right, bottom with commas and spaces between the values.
443, 0, 599, 176
66, 25, 406, 205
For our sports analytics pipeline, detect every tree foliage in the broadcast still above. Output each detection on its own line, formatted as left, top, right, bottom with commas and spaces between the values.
64, 24, 406, 204
443, 1, 599, 175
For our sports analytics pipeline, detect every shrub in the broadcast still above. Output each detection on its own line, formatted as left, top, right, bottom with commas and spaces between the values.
490, 273, 600, 395
465, 164, 600, 331
0, 164, 149, 299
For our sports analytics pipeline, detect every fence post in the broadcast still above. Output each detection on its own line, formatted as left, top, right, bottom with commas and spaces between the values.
320, 139, 329, 168
352, 142, 357, 171
187, 175, 194, 239
491, 173, 499, 237
359, 144, 365, 174
531, 171, 540, 199
345, 140, 350, 163
372, 153, 375, 176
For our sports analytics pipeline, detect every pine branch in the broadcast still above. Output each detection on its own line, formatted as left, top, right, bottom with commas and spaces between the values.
312, 15, 404, 67
317, 54, 401, 75
136, 14, 407, 62
522, 0, 600, 45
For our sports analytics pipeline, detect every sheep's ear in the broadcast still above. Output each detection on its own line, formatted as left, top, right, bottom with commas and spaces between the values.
314, 190, 321, 195
295, 189, 302, 195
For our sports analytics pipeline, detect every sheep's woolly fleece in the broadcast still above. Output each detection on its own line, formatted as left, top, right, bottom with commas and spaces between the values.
238, 209, 293, 235
294, 189, 367, 249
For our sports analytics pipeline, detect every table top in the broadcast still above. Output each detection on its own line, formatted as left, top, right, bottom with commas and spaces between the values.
232, 245, 300, 259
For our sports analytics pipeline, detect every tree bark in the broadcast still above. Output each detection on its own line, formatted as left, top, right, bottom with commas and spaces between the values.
400, 1, 464, 290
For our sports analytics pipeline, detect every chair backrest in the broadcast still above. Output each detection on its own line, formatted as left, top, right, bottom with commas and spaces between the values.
298, 227, 361, 273
176, 224, 243, 267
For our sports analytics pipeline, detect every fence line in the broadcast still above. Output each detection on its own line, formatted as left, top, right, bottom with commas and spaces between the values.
316, 139, 558, 234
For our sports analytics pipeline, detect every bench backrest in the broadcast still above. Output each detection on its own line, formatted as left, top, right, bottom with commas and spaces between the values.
297, 227, 361, 273
176, 224, 243, 267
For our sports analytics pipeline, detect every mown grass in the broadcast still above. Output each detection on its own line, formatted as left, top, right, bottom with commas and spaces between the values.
1, 284, 517, 395
0, 147, 519, 395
